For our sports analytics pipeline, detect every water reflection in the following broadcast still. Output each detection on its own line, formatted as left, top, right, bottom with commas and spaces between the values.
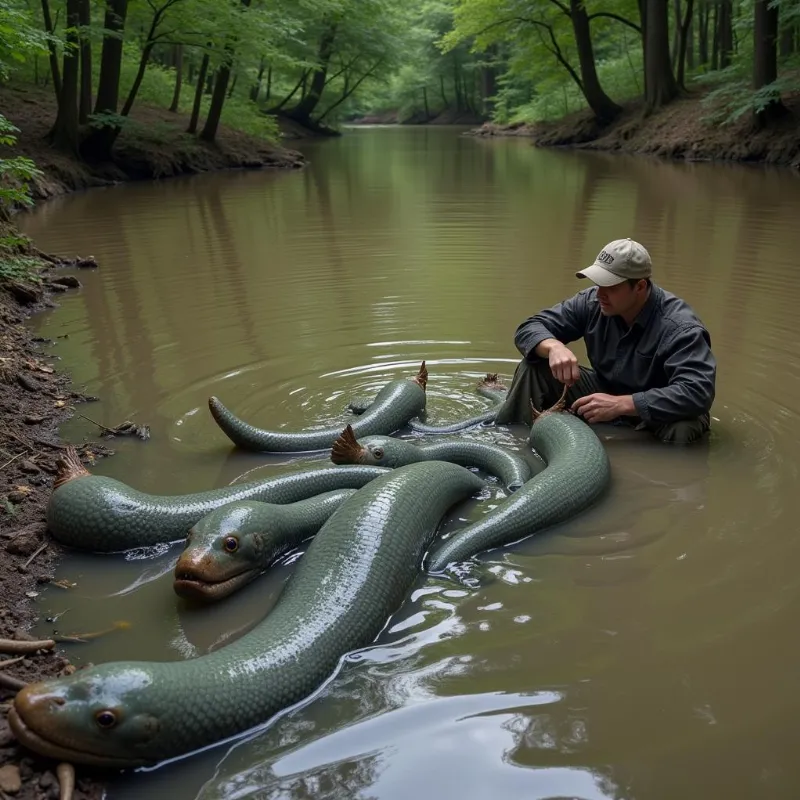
18, 128, 800, 799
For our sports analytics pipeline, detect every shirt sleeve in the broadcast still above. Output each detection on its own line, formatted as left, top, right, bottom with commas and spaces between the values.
631, 324, 716, 423
514, 291, 591, 361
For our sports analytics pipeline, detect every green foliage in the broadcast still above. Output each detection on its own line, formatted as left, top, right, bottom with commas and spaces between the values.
0, 4, 52, 81
0, 254, 43, 283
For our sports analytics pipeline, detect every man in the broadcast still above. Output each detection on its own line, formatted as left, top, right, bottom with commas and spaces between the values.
494, 238, 716, 444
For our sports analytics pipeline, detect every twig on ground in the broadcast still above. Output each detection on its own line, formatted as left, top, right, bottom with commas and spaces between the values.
0, 452, 26, 471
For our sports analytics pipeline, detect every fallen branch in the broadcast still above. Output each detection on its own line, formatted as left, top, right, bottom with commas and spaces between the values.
76, 413, 151, 441
0, 637, 56, 654
0, 671, 26, 691
0, 656, 25, 669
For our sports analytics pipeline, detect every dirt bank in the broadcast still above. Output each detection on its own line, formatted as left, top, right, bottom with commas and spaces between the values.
0, 241, 115, 799
350, 107, 487, 126
2, 83, 309, 202
469, 89, 800, 169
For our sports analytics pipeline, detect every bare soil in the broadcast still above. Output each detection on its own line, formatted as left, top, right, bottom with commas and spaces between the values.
2, 82, 308, 203
0, 249, 114, 799
468, 88, 800, 168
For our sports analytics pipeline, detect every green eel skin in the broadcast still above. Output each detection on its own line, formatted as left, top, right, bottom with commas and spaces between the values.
9, 462, 484, 768
208, 362, 428, 453
426, 409, 611, 572
46, 448, 388, 553
173, 489, 357, 602
330, 423, 530, 492
409, 373, 507, 434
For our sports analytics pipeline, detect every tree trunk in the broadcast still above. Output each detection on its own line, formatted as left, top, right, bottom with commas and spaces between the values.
711, 2, 719, 69
205, 70, 214, 94
671, 0, 681, 67
188, 51, 210, 133
250, 56, 265, 102
119, 41, 155, 117
170, 44, 183, 111
287, 23, 337, 124
570, 0, 622, 123
199, 0, 252, 141
698, 0, 709, 65
676, 0, 695, 89
643, 0, 679, 112
200, 61, 233, 141
422, 85, 430, 120
227, 72, 238, 99
687, 8, 695, 69
92, 0, 128, 116
265, 65, 272, 101
49, 0, 80, 153
753, 0, 786, 127
80, 0, 128, 160
78, 0, 92, 124
453, 59, 462, 110
717, 0, 733, 68
779, 24, 796, 57
40, 0, 61, 102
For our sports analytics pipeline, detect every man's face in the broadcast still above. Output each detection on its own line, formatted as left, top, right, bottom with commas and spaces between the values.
596, 280, 647, 317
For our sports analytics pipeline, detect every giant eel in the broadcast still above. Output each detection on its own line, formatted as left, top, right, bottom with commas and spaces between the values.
330, 422, 530, 493
46, 448, 388, 553
10, 462, 484, 767
426, 388, 611, 571
208, 362, 428, 453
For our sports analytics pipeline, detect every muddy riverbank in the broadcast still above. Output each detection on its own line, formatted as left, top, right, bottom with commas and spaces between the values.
469, 90, 800, 169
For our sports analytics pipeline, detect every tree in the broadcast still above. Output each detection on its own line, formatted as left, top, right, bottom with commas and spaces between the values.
642, 0, 679, 112
753, 0, 787, 126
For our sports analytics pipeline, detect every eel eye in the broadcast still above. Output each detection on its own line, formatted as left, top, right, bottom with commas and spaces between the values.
372, 447, 384, 459
95, 710, 117, 729
223, 536, 239, 553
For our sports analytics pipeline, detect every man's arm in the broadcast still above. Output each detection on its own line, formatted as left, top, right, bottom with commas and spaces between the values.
513, 291, 591, 361
631, 325, 717, 423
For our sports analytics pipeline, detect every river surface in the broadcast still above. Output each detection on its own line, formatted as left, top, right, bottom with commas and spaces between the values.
18, 126, 800, 799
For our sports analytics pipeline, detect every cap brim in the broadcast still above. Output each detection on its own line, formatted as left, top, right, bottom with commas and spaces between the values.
575, 264, 626, 287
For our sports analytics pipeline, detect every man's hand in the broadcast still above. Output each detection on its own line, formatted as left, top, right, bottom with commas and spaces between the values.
571, 393, 635, 424
546, 342, 580, 386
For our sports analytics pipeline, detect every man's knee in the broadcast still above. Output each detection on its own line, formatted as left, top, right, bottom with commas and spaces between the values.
649, 415, 710, 445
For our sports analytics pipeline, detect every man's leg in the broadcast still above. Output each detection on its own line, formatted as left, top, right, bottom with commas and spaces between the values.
644, 413, 711, 445
494, 358, 602, 426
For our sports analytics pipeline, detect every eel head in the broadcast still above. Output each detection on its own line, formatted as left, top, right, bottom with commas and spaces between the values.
9, 666, 162, 768
173, 501, 272, 602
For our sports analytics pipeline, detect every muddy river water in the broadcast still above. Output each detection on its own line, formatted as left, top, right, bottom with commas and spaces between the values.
18, 126, 800, 799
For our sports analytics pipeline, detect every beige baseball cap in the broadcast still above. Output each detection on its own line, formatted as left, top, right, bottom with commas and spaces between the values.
576, 238, 652, 286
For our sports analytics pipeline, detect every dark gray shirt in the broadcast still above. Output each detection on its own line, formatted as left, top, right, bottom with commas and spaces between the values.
514, 283, 716, 424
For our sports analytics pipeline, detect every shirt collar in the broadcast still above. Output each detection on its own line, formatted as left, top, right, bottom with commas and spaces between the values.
631, 282, 661, 329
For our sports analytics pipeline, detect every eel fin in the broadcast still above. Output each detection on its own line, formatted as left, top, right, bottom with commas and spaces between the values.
412, 361, 428, 391
53, 446, 91, 490
331, 424, 364, 464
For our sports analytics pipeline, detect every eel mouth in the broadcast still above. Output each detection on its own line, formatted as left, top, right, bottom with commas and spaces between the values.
330, 424, 366, 465
173, 565, 260, 602
8, 701, 147, 769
